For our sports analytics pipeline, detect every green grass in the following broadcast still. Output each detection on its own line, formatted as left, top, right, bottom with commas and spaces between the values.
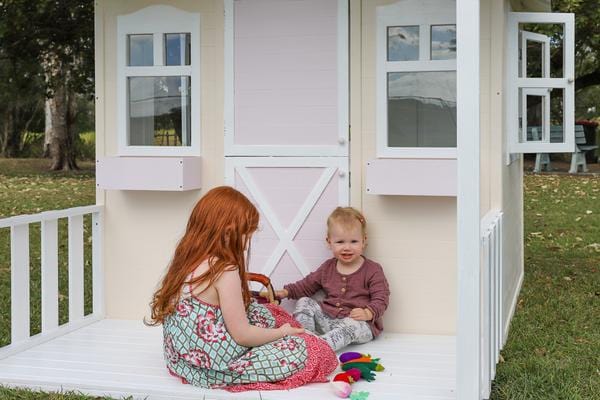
491, 174, 600, 400
0, 159, 598, 399
0, 158, 96, 372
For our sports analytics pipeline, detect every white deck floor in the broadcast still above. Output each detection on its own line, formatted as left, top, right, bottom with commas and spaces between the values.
0, 319, 456, 400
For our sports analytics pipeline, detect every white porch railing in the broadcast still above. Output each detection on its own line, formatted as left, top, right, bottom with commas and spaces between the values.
0, 205, 104, 360
480, 210, 503, 399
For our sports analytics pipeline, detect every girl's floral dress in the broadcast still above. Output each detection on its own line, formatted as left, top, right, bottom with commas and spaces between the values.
163, 292, 337, 391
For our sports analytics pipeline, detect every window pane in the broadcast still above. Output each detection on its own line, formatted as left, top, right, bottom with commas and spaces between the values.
128, 76, 191, 146
128, 34, 153, 66
525, 40, 544, 78
388, 26, 419, 61
387, 71, 456, 147
431, 25, 456, 60
165, 33, 191, 66
525, 94, 544, 141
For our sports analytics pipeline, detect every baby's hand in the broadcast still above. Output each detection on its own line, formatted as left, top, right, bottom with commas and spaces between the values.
350, 308, 373, 321
279, 322, 304, 337
258, 289, 288, 300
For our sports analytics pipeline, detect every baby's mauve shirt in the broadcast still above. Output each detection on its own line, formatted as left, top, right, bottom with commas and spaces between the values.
283, 257, 390, 337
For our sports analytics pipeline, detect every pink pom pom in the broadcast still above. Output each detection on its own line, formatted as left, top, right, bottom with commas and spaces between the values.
330, 380, 352, 398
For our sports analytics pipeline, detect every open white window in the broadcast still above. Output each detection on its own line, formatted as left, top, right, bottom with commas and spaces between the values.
117, 6, 201, 156
376, 0, 456, 159
508, 12, 575, 154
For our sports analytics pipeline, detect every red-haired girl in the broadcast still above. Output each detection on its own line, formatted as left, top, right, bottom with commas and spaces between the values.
147, 186, 337, 391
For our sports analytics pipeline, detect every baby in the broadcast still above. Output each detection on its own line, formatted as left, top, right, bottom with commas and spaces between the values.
274, 206, 390, 351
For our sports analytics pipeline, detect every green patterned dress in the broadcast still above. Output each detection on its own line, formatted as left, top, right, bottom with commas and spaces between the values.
163, 294, 337, 391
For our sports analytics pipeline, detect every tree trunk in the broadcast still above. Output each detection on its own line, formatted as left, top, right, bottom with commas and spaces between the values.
43, 100, 52, 158
1, 107, 21, 157
46, 82, 79, 171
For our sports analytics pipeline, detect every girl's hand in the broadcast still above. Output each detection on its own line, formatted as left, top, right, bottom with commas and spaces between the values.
279, 323, 304, 337
350, 308, 373, 321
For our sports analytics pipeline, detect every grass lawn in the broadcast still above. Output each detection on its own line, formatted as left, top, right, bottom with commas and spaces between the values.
0, 158, 598, 399
491, 174, 600, 400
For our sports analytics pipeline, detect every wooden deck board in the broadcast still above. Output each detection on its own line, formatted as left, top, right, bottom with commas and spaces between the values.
0, 319, 456, 400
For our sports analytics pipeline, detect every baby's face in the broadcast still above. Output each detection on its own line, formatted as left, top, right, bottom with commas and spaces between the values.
326, 221, 366, 266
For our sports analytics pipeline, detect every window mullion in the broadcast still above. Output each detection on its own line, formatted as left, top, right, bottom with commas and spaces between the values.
125, 66, 192, 77
153, 33, 163, 66
420, 23, 430, 61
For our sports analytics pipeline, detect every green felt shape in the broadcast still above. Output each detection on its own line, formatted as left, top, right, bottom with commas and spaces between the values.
342, 361, 382, 372
349, 391, 370, 400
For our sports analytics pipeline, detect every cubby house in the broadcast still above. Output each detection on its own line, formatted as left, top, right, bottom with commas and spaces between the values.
0, 0, 574, 399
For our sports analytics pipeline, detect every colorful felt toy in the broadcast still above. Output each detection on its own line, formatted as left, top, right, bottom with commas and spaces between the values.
329, 352, 384, 398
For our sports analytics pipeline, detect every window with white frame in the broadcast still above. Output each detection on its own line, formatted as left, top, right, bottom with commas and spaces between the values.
377, 0, 456, 158
507, 12, 575, 155
117, 6, 200, 156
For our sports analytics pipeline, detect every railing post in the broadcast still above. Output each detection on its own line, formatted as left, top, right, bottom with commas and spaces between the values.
92, 211, 104, 317
41, 219, 59, 333
68, 215, 84, 323
10, 224, 30, 344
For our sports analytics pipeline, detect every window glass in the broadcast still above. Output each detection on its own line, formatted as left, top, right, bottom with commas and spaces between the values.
525, 40, 544, 78
525, 94, 544, 141
128, 34, 153, 66
128, 76, 191, 146
388, 26, 419, 61
431, 25, 456, 60
165, 33, 191, 66
387, 71, 456, 147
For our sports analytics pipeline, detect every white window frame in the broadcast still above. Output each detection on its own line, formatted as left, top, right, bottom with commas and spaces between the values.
117, 5, 201, 157
507, 12, 575, 154
520, 31, 550, 78
376, 0, 457, 159
521, 87, 551, 143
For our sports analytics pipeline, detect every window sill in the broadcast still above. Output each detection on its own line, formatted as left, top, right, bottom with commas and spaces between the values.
366, 158, 456, 196
96, 156, 202, 191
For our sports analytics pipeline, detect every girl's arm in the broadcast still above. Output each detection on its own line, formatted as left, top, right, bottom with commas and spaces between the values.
216, 269, 303, 347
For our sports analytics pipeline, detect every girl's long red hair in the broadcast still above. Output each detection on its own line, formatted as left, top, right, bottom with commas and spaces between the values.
147, 186, 259, 326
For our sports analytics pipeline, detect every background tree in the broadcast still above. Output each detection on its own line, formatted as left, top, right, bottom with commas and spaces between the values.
0, 1, 45, 157
37, 0, 94, 170
0, 0, 93, 169
553, 0, 600, 119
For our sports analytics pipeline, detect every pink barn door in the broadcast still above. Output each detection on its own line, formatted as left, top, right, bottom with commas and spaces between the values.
224, 0, 349, 303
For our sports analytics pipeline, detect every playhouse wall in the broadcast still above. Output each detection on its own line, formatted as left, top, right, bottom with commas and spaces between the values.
500, 0, 525, 339
478, 0, 525, 338
95, 0, 223, 319
354, 0, 457, 335
93, 0, 519, 337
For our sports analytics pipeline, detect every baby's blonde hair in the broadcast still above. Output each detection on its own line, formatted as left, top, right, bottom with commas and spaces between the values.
327, 207, 367, 237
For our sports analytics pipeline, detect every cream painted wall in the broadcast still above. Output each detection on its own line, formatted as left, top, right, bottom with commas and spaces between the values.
96, 0, 225, 319
354, 0, 457, 335
95, 0, 523, 335
499, 0, 525, 338
480, 0, 525, 338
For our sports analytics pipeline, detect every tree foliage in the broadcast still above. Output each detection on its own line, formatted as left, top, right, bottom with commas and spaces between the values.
0, 0, 94, 168
552, 0, 600, 92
